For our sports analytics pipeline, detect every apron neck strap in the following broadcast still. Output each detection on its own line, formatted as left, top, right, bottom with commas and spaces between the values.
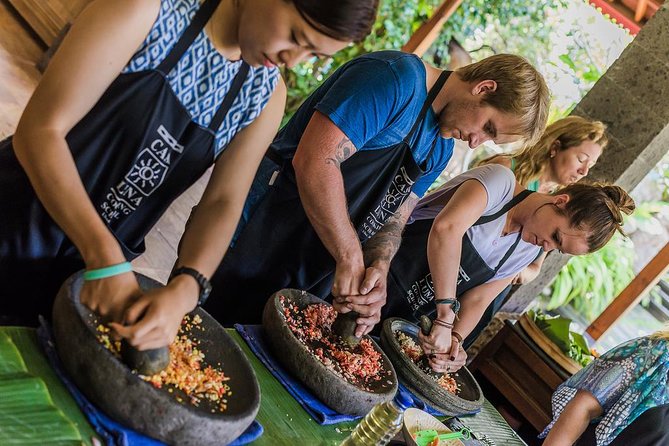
157, 0, 223, 74
402, 70, 452, 145
493, 231, 523, 273
473, 188, 536, 273
208, 62, 250, 130
474, 189, 534, 225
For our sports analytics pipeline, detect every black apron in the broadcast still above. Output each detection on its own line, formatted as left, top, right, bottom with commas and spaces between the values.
0, 0, 249, 324
381, 189, 539, 336
205, 72, 452, 325
576, 403, 669, 446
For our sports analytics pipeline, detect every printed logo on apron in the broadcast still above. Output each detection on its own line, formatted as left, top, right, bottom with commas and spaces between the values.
359, 166, 415, 240
406, 266, 471, 312
100, 125, 183, 224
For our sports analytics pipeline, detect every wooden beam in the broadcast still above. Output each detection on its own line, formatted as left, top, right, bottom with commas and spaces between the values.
635, 0, 650, 22
586, 242, 669, 340
401, 0, 464, 57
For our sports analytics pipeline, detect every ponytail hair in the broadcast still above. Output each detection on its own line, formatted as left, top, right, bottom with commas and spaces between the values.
555, 182, 635, 252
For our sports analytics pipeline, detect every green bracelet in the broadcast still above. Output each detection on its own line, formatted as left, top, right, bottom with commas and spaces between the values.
435, 298, 461, 314
83, 262, 132, 281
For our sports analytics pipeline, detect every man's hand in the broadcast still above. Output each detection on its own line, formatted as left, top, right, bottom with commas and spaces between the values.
110, 275, 198, 350
331, 254, 366, 299
333, 265, 388, 337
80, 272, 142, 322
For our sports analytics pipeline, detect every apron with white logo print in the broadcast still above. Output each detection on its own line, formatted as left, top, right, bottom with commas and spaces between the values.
0, 0, 248, 322
204, 72, 452, 325
382, 190, 537, 326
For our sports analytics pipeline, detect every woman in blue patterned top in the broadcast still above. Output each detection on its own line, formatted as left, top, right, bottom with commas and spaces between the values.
540, 330, 669, 446
0, 0, 378, 349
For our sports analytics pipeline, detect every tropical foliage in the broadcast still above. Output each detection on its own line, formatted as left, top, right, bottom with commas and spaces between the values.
281, 0, 567, 123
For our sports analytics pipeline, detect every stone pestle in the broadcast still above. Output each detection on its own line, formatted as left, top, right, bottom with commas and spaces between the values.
331, 311, 361, 347
120, 340, 170, 376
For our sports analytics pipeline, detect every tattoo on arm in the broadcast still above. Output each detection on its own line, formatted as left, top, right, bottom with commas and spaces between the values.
363, 195, 419, 266
325, 136, 356, 168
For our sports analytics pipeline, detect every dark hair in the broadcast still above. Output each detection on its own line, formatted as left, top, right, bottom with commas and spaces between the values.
292, 0, 379, 43
555, 183, 635, 252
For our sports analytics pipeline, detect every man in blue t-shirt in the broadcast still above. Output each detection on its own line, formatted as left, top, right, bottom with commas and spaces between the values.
205, 50, 550, 335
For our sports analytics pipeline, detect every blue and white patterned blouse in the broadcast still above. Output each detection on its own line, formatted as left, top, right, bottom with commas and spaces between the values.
540, 335, 669, 446
123, 0, 280, 158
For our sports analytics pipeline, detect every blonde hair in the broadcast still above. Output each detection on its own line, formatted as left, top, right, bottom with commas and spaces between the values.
481, 116, 608, 188
456, 54, 550, 146
651, 326, 669, 341
555, 182, 635, 252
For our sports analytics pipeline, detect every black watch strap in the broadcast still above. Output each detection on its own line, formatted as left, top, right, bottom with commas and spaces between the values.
170, 266, 212, 306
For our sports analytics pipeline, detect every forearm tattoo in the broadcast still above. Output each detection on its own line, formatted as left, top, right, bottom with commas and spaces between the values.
363, 195, 419, 266
325, 136, 355, 168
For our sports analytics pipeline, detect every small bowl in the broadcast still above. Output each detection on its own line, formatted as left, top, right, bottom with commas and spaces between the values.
402, 408, 465, 446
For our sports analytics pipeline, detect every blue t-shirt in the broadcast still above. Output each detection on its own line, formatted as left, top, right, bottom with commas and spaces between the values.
270, 51, 454, 197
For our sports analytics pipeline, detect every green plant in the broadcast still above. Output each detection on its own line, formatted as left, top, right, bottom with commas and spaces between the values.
282, 0, 442, 124
528, 309, 594, 366
542, 232, 635, 321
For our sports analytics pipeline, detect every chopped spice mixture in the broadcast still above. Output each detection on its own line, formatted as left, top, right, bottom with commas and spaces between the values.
96, 314, 232, 412
280, 296, 392, 390
395, 330, 459, 394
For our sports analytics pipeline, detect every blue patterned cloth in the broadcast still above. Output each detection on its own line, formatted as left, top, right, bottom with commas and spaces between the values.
540, 335, 669, 446
235, 324, 447, 424
123, 0, 279, 158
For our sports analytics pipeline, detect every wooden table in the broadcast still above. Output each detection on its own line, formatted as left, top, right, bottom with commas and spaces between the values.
1, 326, 526, 445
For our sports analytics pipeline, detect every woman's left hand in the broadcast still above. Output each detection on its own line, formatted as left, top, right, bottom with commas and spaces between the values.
427, 334, 467, 373
110, 277, 198, 350
418, 322, 452, 360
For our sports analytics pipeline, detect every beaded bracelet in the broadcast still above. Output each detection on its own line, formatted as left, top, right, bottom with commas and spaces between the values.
435, 298, 461, 314
83, 261, 132, 281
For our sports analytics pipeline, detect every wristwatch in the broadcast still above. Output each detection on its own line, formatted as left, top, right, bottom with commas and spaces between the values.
170, 266, 212, 306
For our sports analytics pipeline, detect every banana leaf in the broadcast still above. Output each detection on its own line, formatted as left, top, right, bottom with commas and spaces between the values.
0, 331, 27, 374
0, 328, 90, 444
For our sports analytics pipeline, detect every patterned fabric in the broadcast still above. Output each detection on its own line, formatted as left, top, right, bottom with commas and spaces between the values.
123, 0, 279, 158
539, 336, 669, 446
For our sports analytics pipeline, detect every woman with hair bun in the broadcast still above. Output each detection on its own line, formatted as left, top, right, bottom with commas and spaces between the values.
368, 164, 634, 372
461, 116, 609, 343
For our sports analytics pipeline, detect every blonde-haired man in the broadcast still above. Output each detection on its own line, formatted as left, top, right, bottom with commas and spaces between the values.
205, 50, 550, 332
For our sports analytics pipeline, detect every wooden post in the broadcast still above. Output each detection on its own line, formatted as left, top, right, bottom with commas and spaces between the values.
635, 0, 650, 22
401, 0, 464, 57
586, 242, 669, 340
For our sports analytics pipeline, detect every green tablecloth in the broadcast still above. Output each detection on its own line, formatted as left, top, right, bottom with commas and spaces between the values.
0, 327, 525, 446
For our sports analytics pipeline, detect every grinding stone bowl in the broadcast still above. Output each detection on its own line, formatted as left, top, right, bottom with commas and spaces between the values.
380, 318, 483, 415
262, 288, 398, 416
52, 271, 260, 446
